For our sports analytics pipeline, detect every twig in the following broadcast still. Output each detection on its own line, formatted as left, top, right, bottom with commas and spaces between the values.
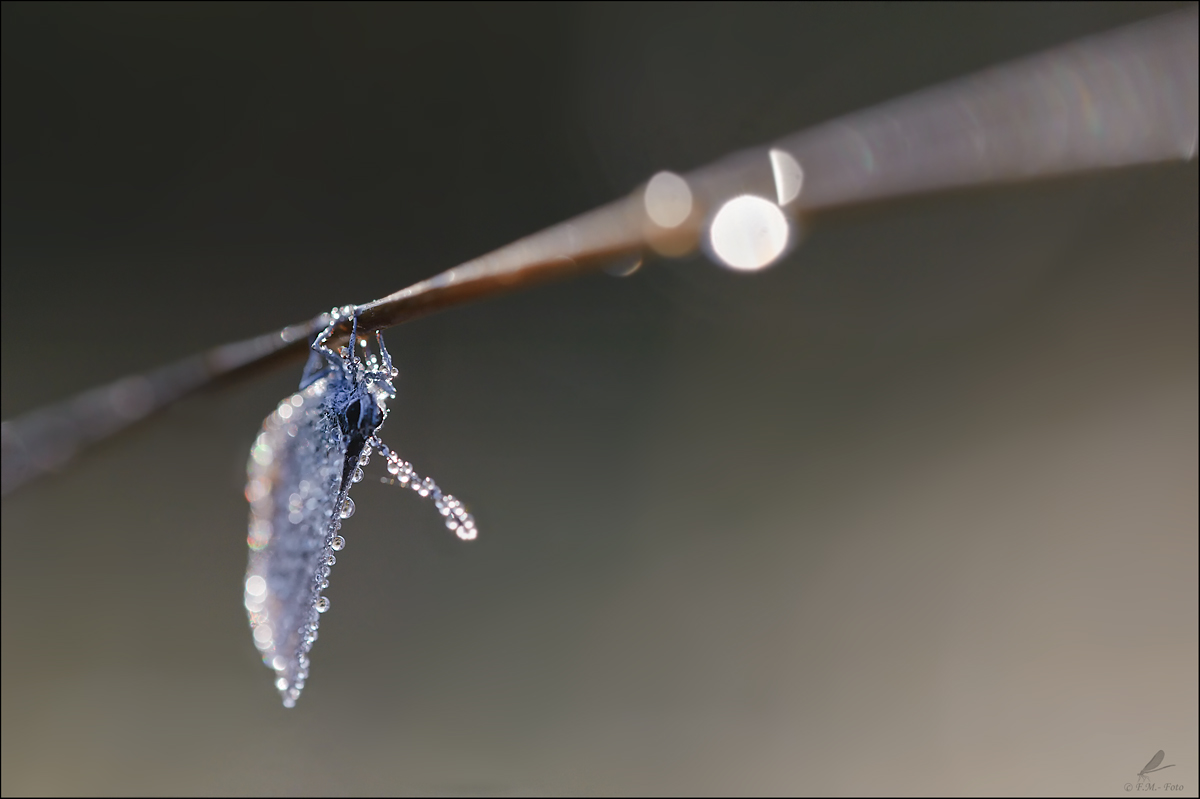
3, 6, 1195, 496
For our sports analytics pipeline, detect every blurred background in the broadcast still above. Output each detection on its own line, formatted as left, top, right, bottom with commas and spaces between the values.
2, 2, 1196, 795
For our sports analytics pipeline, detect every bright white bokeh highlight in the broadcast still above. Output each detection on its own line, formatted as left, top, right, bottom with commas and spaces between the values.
643, 171, 693, 228
604, 255, 643, 277
708, 195, 791, 271
769, 148, 804, 205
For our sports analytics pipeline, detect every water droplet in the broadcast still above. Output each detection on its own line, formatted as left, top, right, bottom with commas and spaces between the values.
708, 194, 790, 271
768, 148, 804, 206
358, 449, 371, 466
644, 171, 693, 228
325, 553, 337, 566
283, 697, 297, 708
604, 254, 643, 278
315, 596, 330, 613
339, 497, 355, 519
330, 535, 345, 551
387, 456, 401, 476
244, 478, 270, 504
352, 466, 364, 483
251, 441, 273, 466
276, 677, 289, 691
319, 578, 329, 590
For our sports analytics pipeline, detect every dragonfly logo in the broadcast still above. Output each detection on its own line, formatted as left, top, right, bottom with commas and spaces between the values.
1138, 750, 1175, 783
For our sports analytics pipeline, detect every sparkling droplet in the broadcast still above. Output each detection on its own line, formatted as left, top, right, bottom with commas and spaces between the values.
319, 578, 329, 590
330, 535, 345, 551
644, 171, 693, 229
387, 457, 401, 476
352, 466, 364, 483
315, 596, 330, 613
358, 449, 372, 466
339, 497, 356, 519
604, 255, 643, 278
325, 553, 337, 566
768, 148, 804, 206
707, 194, 790, 271
276, 677, 289, 691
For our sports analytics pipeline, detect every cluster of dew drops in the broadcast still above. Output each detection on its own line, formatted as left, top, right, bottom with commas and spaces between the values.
304, 353, 477, 649
338, 434, 479, 543
304, 435, 478, 658
370, 434, 477, 541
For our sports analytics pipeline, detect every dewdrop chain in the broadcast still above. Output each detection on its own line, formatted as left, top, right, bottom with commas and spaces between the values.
357, 436, 478, 541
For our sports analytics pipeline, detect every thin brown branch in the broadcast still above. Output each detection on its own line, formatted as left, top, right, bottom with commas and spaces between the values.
3, 6, 1195, 496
